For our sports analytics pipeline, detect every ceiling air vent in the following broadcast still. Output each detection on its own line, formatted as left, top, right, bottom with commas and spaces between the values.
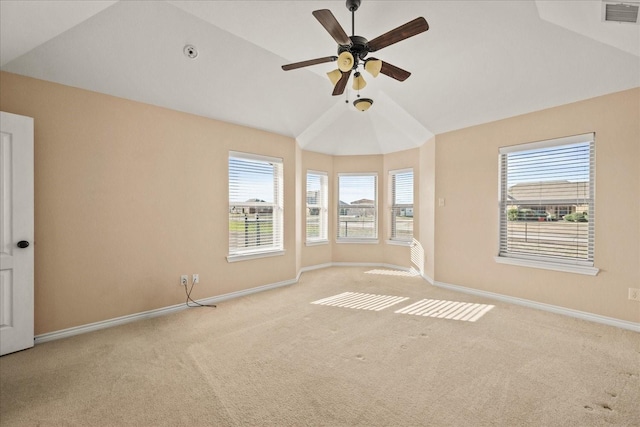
602, 1, 639, 23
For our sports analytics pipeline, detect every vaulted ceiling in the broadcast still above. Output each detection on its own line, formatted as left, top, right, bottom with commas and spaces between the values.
1, 1, 638, 155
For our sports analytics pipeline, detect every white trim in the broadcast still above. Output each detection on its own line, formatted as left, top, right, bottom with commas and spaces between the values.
337, 172, 378, 177
34, 304, 187, 344
494, 256, 599, 276
35, 277, 298, 344
306, 170, 329, 242
336, 239, 380, 244
299, 263, 333, 273
36, 262, 635, 345
226, 249, 285, 263
431, 280, 639, 332
182, 277, 297, 307
386, 239, 413, 247
499, 132, 594, 154
229, 150, 282, 164
306, 169, 328, 177
388, 167, 413, 175
421, 273, 435, 284
300, 262, 414, 274
305, 240, 329, 246
331, 262, 412, 272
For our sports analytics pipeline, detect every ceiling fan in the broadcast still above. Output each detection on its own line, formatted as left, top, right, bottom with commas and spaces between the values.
281, 0, 429, 109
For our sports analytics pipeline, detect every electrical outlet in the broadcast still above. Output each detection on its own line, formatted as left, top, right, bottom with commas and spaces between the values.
192, 274, 199, 285
629, 288, 640, 302
180, 275, 188, 286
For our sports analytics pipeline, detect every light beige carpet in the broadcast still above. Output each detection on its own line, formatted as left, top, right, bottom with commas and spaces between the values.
1, 267, 638, 426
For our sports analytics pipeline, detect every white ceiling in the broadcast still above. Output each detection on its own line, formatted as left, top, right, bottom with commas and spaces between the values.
1, 0, 638, 155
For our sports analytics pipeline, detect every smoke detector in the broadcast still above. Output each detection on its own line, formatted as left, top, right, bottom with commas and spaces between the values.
602, 1, 639, 24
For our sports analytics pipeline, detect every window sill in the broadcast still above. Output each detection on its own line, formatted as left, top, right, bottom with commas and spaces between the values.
227, 249, 285, 263
386, 239, 413, 247
494, 256, 599, 276
306, 240, 329, 247
336, 239, 379, 245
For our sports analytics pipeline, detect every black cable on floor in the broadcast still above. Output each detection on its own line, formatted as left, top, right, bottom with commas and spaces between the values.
184, 280, 216, 308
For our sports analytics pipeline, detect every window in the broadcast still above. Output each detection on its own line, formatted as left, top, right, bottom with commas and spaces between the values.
390, 169, 414, 242
337, 173, 377, 241
498, 133, 596, 274
306, 171, 328, 243
228, 152, 283, 260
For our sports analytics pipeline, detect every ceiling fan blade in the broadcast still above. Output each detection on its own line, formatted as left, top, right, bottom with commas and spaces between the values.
332, 70, 352, 96
312, 9, 352, 46
368, 17, 429, 52
380, 61, 411, 82
282, 56, 337, 71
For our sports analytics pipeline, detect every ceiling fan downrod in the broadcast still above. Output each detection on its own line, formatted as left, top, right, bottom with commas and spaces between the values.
347, 0, 361, 36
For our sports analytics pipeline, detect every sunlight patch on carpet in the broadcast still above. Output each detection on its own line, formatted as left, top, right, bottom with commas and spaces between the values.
395, 299, 495, 322
311, 292, 409, 311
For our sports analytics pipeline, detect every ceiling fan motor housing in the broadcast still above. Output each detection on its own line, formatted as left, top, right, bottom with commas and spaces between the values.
338, 35, 370, 67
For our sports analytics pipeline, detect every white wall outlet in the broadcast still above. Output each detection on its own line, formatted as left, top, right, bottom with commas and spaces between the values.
438, 198, 445, 207
180, 275, 188, 286
629, 288, 640, 302
192, 274, 199, 284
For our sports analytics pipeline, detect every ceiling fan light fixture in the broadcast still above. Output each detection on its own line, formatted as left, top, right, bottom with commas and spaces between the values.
364, 59, 382, 77
353, 98, 373, 112
327, 69, 342, 86
337, 51, 355, 72
352, 72, 367, 90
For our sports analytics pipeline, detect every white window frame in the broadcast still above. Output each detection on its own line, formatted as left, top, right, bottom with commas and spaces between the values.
495, 133, 598, 276
227, 151, 284, 262
306, 170, 329, 245
337, 173, 378, 243
389, 168, 414, 244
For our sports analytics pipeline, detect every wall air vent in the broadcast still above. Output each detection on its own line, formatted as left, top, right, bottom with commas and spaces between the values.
602, 1, 639, 23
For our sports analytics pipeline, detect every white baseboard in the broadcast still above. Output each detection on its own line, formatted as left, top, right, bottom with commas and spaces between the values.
299, 263, 333, 274
421, 273, 435, 285
431, 280, 640, 333
34, 277, 297, 344
36, 263, 638, 344
35, 263, 412, 344
330, 262, 413, 272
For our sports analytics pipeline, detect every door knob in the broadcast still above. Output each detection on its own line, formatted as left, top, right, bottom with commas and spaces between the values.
17, 241, 30, 249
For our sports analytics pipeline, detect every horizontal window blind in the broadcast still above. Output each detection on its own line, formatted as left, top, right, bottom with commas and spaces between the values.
391, 169, 413, 241
306, 171, 328, 242
338, 174, 377, 240
229, 152, 283, 255
499, 134, 595, 265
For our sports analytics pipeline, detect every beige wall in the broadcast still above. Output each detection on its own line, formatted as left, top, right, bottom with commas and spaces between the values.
300, 150, 333, 268
2, 71, 637, 334
1, 72, 299, 334
419, 138, 436, 280
382, 148, 420, 269
434, 88, 640, 323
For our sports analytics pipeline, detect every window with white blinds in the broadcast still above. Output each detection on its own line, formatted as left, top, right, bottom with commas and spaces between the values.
228, 152, 283, 259
337, 173, 377, 240
390, 169, 413, 241
498, 133, 595, 267
306, 171, 328, 243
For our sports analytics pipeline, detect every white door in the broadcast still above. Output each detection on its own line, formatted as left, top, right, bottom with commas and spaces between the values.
0, 112, 34, 356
